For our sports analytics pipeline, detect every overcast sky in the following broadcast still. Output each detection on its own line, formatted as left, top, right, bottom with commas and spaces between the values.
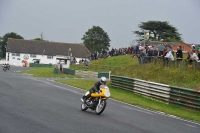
0, 0, 200, 48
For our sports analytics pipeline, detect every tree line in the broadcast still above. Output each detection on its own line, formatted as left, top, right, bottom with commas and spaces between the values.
0, 20, 182, 58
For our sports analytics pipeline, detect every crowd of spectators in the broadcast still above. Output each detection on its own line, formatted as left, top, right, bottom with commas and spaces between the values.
72, 43, 200, 68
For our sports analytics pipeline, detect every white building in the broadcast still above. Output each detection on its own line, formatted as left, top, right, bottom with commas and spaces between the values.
6, 38, 90, 67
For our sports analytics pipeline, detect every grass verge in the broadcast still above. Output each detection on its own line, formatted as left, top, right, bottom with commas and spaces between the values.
72, 55, 200, 90
19, 67, 83, 78
56, 79, 200, 123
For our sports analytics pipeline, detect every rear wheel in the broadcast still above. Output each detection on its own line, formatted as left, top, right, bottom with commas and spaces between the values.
95, 100, 107, 115
81, 103, 88, 111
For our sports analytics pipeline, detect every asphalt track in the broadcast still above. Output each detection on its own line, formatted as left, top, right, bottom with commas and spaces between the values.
0, 66, 199, 133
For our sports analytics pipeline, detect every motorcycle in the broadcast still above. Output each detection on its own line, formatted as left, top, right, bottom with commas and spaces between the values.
81, 85, 111, 115
7, 65, 10, 70
3, 66, 7, 72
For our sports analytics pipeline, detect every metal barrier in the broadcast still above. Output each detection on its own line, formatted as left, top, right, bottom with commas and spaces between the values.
169, 86, 200, 110
75, 70, 98, 77
60, 68, 110, 79
98, 72, 110, 78
63, 68, 75, 75
54, 68, 59, 74
138, 56, 200, 70
111, 75, 200, 110
29, 63, 53, 67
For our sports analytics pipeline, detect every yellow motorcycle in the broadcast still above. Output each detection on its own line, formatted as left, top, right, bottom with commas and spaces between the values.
81, 85, 111, 115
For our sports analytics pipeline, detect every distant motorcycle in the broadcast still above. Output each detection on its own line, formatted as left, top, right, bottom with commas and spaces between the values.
7, 64, 10, 70
80, 85, 111, 115
3, 66, 7, 72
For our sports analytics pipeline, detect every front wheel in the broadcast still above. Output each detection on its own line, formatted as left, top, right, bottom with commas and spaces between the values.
81, 103, 88, 111
95, 100, 107, 115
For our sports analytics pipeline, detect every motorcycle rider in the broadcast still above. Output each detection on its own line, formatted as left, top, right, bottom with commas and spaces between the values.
6, 63, 10, 70
3, 63, 6, 68
82, 77, 107, 104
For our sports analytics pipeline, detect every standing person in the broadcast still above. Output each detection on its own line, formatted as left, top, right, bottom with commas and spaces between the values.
189, 49, 199, 62
197, 50, 200, 62
165, 49, 174, 61
191, 44, 196, 51
176, 46, 183, 58
162, 47, 168, 57
154, 48, 161, 56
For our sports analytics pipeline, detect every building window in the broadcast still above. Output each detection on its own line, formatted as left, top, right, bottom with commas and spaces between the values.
47, 55, 53, 59
181, 46, 184, 51
12, 53, 20, 56
30, 54, 37, 58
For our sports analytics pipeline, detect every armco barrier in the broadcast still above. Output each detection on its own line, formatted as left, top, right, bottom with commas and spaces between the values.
110, 75, 200, 110
55, 68, 110, 79
111, 75, 170, 102
169, 86, 200, 110
63, 68, 75, 75
75, 70, 98, 77
29, 63, 53, 67
133, 78, 170, 102
98, 72, 110, 79
54, 68, 59, 74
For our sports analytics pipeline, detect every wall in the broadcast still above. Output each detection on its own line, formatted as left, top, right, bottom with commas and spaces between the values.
6, 52, 71, 66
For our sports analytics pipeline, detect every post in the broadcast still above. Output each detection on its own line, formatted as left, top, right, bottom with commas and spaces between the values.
144, 31, 145, 47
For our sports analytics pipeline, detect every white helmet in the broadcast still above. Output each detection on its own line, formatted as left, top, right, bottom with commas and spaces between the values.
100, 77, 107, 85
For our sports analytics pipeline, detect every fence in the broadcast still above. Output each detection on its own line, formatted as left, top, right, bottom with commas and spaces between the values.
138, 56, 200, 70
71, 63, 118, 71
54, 68, 59, 74
60, 68, 110, 79
75, 70, 98, 77
29, 63, 53, 68
63, 68, 75, 75
111, 75, 200, 110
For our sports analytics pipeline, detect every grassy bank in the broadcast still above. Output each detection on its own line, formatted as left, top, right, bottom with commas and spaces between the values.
72, 55, 200, 90
56, 79, 200, 122
70, 55, 137, 72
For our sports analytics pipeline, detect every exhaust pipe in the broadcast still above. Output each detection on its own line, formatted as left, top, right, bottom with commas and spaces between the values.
80, 98, 84, 103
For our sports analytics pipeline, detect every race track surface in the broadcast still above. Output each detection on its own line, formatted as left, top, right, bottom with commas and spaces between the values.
0, 66, 199, 133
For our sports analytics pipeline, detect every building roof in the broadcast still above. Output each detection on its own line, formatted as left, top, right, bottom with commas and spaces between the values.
6, 39, 91, 58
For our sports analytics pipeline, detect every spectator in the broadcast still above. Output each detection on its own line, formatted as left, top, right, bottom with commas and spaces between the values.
154, 48, 162, 56
189, 49, 199, 62
164, 49, 174, 61
197, 50, 200, 62
191, 44, 196, 51
162, 47, 168, 57
176, 46, 183, 58
137, 47, 149, 64
84, 59, 90, 69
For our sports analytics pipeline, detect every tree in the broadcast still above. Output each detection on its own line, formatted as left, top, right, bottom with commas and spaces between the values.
33, 38, 44, 41
82, 26, 111, 53
0, 32, 24, 57
133, 21, 182, 42
32, 32, 45, 41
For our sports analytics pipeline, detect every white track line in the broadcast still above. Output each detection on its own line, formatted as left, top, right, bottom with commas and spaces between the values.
122, 106, 154, 115
185, 124, 197, 128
